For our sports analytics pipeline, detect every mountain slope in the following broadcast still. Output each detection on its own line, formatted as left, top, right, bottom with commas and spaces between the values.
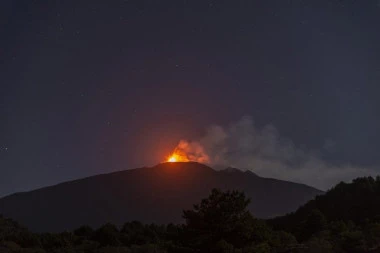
0, 162, 322, 232
269, 176, 380, 235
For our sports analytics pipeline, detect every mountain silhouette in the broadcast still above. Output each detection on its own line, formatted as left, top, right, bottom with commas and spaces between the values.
0, 162, 322, 232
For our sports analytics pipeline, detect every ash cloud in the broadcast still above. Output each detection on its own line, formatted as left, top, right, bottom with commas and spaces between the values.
176, 116, 377, 190
172, 140, 210, 164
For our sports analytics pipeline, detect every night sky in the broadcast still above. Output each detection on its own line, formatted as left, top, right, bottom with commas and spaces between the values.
1, 0, 380, 196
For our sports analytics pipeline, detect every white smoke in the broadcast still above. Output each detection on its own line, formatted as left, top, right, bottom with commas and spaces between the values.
175, 116, 377, 190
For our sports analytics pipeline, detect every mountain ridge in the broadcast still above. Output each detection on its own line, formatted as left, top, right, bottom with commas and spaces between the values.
0, 162, 323, 232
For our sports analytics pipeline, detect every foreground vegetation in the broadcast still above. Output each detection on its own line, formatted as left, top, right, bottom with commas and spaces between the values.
1, 177, 380, 253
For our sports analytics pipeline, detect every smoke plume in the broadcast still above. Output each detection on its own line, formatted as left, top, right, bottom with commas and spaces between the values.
174, 116, 377, 190
171, 140, 210, 164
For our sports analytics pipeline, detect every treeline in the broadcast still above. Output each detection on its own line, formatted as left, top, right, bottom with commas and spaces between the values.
268, 176, 380, 252
2, 177, 380, 253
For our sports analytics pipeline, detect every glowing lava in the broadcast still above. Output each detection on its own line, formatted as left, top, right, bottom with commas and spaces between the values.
166, 152, 189, 163
166, 140, 210, 163
168, 156, 177, 162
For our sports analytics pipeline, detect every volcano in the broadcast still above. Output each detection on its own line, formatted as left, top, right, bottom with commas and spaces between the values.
0, 162, 322, 232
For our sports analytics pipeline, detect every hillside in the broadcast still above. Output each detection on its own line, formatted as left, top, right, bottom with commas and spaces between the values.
0, 162, 322, 232
269, 176, 380, 243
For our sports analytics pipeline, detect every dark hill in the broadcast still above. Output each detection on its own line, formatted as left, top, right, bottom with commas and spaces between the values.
0, 162, 322, 232
269, 176, 380, 238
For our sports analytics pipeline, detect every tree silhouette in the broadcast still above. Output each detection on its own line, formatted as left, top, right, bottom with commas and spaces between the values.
182, 188, 267, 250
93, 223, 120, 246
299, 209, 327, 241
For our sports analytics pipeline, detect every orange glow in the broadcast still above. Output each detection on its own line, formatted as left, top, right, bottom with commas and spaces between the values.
166, 151, 189, 163
168, 156, 177, 162
166, 140, 210, 163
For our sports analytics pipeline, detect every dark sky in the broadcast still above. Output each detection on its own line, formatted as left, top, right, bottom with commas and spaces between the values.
1, 0, 380, 196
